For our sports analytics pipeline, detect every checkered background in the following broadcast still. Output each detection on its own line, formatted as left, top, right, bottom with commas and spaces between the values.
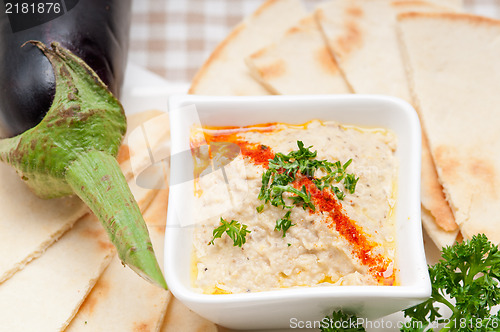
128, 0, 500, 84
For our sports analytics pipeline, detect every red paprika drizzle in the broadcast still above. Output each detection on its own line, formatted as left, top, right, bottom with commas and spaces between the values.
192, 123, 395, 285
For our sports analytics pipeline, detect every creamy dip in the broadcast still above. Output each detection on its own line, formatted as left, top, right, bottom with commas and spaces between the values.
190, 120, 398, 294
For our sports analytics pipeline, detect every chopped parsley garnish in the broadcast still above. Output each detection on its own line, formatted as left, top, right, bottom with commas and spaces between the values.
274, 210, 295, 237
402, 233, 500, 331
257, 141, 358, 235
209, 218, 250, 247
214, 141, 358, 245
259, 141, 358, 209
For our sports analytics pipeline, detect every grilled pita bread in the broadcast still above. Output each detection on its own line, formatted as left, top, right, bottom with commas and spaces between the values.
420, 134, 457, 232
393, 0, 463, 12
0, 213, 114, 331
421, 206, 459, 249
0, 163, 87, 284
118, 110, 165, 181
245, 14, 351, 94
160, 297, 218, 332
0, 110, 166, 286
315, 0, 452, 100
316, 0, 460, 247
398, 12, 500, 243
188, 0, 306, 95
398, 0, 463, 10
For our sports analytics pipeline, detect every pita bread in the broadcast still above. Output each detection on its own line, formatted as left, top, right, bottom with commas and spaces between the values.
420, 133, 457, 232
398, 12, 500, 243
127, 112, 170, 189
245, 14, 351, 95
394, 0, 462, 10
188, 0, 306, 95
0, 213, 114, 331
0, 110, 166, 286
120, 110, 169, 182
316, 0, 460, 247
421, 206, 459, 249
315, 0, 453, 101
0, 163, 87, 284
67, 190, 171, 332
160, 297, 218, 332
118, 110, 164, 181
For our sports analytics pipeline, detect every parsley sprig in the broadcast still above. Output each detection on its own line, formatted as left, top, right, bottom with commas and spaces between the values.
258, 141, 358, 210
403, 233, 500, 331
320, 234, 500, 332
209, 218, 251, 247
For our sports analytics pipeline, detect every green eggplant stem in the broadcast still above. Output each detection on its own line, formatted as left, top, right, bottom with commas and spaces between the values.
0, 41, 167, 289
66, 150, 166, 289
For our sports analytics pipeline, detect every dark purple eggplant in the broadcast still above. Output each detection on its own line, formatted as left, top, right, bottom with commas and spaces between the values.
0, 2, 167, 288
0, 0, 131, 136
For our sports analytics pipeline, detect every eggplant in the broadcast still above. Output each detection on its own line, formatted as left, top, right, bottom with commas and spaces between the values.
0, 0, 131, 136
0, 2, 167, 288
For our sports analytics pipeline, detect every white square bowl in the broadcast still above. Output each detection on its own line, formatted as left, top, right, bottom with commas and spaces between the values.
165, 94, 430, 330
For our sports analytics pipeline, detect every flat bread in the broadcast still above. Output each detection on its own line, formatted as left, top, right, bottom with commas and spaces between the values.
160, 297, 218, 332
118, 110, 165, 181
245, 14, 351, 94
316, 0, 459, 247
398, 12, 500, 243
67, 190, 171, 332
398, 0, 463, 10
315, 0, 451, 101
120, 110, 169, 183
0, 110, 165, 286
188, 0, 306, 95
0, 163, 87, 284
0, 213, 114, 331
126, 112, 170, 189
420, 133, 457, 232
421, 206, 459, 249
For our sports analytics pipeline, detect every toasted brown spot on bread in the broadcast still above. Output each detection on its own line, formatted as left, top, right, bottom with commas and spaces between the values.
315, 8, 326, 21
346, 5, 363, 17
258, 59, 286, 79
117, 144, 130, 164
287, 25, 302, 34
134, 322, 151, 332
315, 46, 340, 74
391, 0, 432, 7
82, 227, 114, 251
291, 15, 316, 33
250, 47, 268, 60
468, 158, 497, 198
78, 278, 111, 315
435, 145, 497, 199
398, 11, 500, 26
335, 20, 363, 59
434, 145, 458, 180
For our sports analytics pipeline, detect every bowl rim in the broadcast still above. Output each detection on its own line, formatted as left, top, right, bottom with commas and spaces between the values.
164, 94, 430, 306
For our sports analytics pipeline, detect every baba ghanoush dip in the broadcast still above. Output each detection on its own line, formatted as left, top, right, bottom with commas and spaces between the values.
190, 120, 398, 294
